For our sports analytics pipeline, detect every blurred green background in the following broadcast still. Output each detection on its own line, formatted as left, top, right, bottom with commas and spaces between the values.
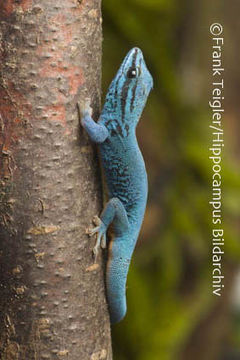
102, 1, 240, 359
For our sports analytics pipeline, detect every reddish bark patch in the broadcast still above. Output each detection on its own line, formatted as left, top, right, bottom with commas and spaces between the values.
68, 69, 84, 95
37, 11, 85, 96
39, 60, 84, 96
0, 0, 32, 17
35, 10, 85, 135
0, 0, 14, 16
51, 14, 73, 46
20, 0, 33, 11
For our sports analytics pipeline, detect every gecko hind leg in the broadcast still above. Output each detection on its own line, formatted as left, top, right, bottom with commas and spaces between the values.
86, 198, 129, 262
86, 216, 107, 262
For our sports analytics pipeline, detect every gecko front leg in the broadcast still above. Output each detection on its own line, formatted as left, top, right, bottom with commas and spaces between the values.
78, 99, 109, 143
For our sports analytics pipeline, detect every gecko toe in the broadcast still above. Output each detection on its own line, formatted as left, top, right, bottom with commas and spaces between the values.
92, 215, 101, 226
86, 218, 107, 261
92, 233, 102, 262
101, 233, 107, 249
86, 226, 99, 236
92, 246, 99, 263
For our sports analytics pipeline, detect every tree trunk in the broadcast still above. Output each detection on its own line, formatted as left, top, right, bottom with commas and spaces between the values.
0, 1, 112, 359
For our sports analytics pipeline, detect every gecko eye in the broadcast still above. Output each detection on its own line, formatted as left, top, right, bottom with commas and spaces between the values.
127, 66, 141, 78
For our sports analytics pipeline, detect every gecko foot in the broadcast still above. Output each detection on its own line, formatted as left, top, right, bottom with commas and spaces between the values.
86, 216, 107, 262
78, 98, 93, 119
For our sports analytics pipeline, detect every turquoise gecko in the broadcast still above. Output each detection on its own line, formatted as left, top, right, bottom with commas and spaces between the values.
80, 47, 153, 323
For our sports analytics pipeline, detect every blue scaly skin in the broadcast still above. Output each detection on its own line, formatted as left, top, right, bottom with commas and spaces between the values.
80, 47, 153, 323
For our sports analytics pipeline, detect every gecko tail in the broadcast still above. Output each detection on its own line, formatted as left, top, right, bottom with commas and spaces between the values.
106, 256, 129, 324
108, 292, 127, 324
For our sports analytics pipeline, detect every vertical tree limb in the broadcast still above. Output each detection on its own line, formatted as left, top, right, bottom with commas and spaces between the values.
0, 1, 112, 359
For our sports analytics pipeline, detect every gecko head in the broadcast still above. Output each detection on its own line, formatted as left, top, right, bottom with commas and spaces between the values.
105, 47, 153, 127
120, 47, 153, 89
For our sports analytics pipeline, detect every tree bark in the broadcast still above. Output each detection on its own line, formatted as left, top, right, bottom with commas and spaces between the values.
0, 1, 112, 359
